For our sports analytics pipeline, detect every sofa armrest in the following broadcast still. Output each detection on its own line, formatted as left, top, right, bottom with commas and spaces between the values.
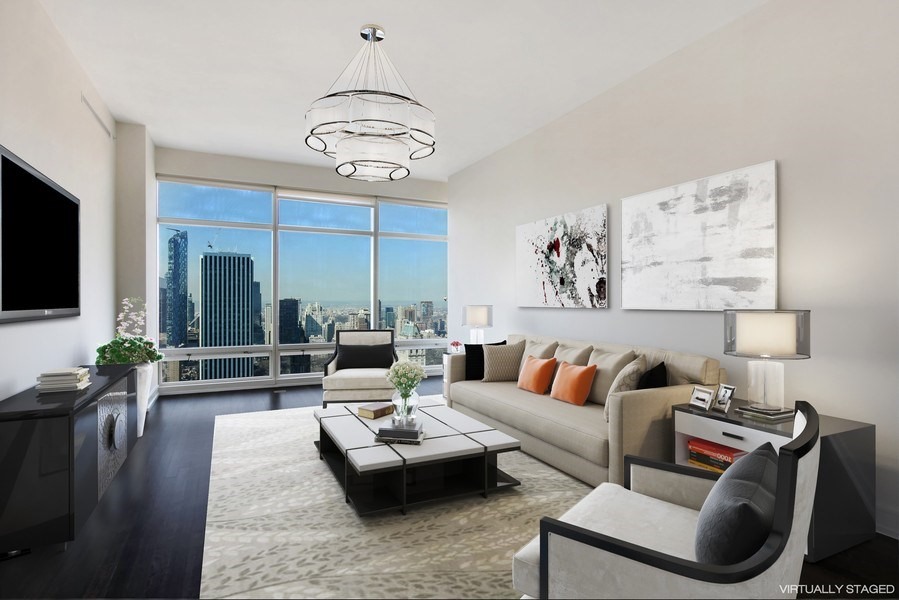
606, 384, 694, 485
625, 455, 719, 511
444, 353, 467, 407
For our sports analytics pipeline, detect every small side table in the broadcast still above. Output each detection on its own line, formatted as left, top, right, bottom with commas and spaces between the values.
672, 400, 876, 562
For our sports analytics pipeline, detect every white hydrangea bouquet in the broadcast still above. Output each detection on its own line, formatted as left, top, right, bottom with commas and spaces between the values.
387, 360, 426, 400
386, 360, 426, 420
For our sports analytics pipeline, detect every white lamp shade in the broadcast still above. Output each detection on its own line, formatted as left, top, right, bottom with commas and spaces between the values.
724, 310, 810, 359
462, 305, 493, 328
736, 312, 797, 356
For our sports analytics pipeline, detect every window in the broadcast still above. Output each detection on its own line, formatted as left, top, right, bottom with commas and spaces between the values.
157, 180, 446, 390
378, 202, 448, 369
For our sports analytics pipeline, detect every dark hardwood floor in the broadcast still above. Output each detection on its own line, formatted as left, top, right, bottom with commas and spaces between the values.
1, 377, 896, 599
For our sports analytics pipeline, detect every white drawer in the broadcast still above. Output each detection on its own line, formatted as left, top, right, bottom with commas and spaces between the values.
675, 411, 790, 454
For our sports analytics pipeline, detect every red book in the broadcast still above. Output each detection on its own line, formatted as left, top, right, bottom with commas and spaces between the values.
687, 438, 747, 464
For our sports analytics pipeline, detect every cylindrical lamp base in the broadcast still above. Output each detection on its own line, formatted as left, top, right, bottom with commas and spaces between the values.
747, 360, 785, 410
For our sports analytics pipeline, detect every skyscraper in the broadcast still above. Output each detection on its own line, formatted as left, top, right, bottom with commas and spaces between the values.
304, 301, 324, 338
199, 252, 255, 379
356, 307, 371, 330
165, 229, 188, 348
279, 298, 302, 343
252, 281, 264, 345
420, 300, 434, 322
384, 306, 396, 329
264, 302, 273, 344
403, 305, 416, 325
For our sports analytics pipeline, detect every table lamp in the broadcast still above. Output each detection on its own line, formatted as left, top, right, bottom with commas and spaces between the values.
723, 310, 810, 411
463, 305, 493, 344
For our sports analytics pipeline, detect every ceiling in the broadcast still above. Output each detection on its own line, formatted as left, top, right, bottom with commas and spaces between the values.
39, 0, 768, 182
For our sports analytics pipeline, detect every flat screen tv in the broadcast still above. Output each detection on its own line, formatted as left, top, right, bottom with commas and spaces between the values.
0, 144, 80, 324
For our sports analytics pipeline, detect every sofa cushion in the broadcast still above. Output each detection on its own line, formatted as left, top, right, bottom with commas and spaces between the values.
464, 341, 506, 380
636, 347, 720, 386
519, 339, 559, 373
483, 341, 526, 382
638, 361, 668, 389
604, 356, 647, 421
321, 368, 392, 390
695, 442, 778, 565
336, 343, 394, 370
451, 380, 609, 466
550, 362, 597, 406
518, 355, 557, 394
553, 343, 592, 365
586, 350, 636, 405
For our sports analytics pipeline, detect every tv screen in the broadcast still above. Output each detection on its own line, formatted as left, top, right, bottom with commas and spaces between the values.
0, 144, 80, 323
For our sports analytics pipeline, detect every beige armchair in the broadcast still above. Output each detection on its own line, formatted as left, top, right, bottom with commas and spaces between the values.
513, 401, 821, 599
321, 329, 398, 408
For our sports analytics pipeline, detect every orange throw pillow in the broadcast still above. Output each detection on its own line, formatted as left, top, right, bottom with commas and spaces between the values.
517, 355, 557, 394
551, 361, 598, 406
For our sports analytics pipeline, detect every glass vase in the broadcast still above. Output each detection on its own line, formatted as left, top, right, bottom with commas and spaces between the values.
392, 389, 420, 423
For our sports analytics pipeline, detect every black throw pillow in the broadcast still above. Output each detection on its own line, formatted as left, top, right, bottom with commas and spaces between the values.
336, 343, 395, 370
637, 361, 667, 389
694, 442, 779, 565
464, 340, 506, 380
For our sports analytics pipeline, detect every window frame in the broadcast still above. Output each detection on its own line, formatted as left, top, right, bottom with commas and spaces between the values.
155, 176, 447, 394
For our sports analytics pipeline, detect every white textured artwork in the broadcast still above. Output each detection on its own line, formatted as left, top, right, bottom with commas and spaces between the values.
621, 161, 776, 310
516, 204, 608, 308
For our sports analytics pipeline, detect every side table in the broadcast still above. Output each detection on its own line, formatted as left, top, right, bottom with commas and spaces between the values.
672, 400, 876, 562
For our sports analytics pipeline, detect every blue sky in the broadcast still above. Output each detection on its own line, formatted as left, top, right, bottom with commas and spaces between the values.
157, 182, 447, 312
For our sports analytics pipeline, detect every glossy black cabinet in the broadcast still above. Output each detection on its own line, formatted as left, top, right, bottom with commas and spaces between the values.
0, 365, 136, 554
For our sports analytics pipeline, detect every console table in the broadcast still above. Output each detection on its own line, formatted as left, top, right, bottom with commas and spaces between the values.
672, 400, 876, 562
0, 365, 136, 555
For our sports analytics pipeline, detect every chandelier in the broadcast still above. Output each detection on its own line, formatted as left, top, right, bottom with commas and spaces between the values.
304, 24, 436, 182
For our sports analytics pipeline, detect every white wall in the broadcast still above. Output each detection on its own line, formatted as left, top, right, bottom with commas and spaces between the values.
0, 0, 117, 398
115, 122, 159, 395
155, 147, 447, 204
448, 0, 898, 535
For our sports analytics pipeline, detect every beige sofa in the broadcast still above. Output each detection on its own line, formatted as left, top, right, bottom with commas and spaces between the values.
445, 333, 725, 486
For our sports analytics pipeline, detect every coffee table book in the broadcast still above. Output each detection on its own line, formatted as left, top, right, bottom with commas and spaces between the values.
378, 420, 423, 440
357, 401, 394, 419
375, 431, 426, 445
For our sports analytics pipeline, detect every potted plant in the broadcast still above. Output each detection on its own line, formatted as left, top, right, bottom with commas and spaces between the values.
96, 297, 163, 437
386, 360, 427, 422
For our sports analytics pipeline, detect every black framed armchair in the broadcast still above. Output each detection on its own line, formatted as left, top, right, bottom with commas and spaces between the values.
513, 401, 820, 599
321, 329, 398, 408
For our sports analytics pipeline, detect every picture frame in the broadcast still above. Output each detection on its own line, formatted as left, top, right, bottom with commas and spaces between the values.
713, 384, 736, 413
689, 386, 716, 411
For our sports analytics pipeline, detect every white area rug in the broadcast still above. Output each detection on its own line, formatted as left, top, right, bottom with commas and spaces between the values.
199, 397, 591, 599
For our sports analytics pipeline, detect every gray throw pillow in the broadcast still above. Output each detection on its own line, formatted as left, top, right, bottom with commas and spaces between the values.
483, 341, 526, 382
694, 442, 778, 565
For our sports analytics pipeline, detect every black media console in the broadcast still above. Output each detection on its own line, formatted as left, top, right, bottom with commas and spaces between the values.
0, 364, 136, 555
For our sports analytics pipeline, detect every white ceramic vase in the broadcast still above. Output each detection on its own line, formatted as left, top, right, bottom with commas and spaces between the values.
134, 362, 153, 437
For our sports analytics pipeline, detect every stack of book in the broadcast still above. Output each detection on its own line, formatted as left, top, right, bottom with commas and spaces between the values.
36, 367, 91, 392
376, 420, 425, 445
736, 404, 795, 422
687, 437, 747, 474
357, 401, 395, 419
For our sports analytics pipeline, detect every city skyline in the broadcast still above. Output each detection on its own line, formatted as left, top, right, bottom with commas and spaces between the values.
157, 182, 448, 382
157, 227, 448, 312
158, 181, 447, 311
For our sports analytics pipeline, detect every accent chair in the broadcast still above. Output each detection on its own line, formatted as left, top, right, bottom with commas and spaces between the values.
513, 401, 821, 599
321, 329, 398, 408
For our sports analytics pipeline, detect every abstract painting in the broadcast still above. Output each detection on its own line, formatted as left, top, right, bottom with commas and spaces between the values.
516, 204, 608, 308
621, 160, 776, 310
